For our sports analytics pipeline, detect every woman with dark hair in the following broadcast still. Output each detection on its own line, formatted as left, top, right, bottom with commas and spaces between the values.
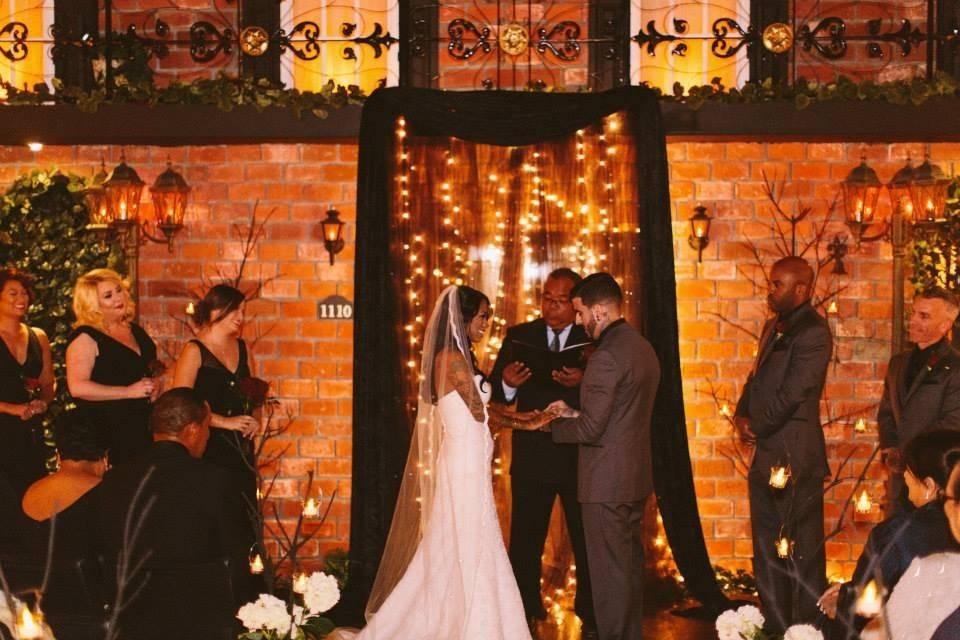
0, 267, 54, 498
818, 429, 960, 638
66, 268, 158, 466
330, 286, 549, 640
172, 285, 259, 514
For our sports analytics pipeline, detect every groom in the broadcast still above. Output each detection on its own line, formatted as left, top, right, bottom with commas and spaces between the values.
523, 272, 660, 640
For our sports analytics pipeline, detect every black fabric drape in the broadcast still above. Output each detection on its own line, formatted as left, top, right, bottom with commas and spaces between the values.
346, 86, 728, 619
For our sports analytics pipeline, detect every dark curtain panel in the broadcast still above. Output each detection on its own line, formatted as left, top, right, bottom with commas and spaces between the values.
345, 86, 728, 620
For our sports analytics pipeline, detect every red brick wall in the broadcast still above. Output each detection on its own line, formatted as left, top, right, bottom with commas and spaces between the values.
3, 139, 957, 577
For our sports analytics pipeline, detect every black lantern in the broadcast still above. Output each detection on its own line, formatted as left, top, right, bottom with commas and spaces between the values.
83, 160, 110, 231
687, 205, 712, 262
841, 156, 883, 246
103, 152, 145, 226
321, 207, 345, 265
908, 156, 950, 229
149, 160, 190, 241
888, 160, 915, 221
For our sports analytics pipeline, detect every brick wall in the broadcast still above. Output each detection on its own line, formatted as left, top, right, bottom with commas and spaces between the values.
3, 139, 957, 577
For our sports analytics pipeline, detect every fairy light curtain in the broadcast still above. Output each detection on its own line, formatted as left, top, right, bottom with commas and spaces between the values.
346, 86, 728, 619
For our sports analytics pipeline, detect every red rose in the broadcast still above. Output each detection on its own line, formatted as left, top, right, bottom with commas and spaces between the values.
238, 376, 271, 408
927, 353, 941, 372
774, 320, 790, 335
23, 377, 41, 392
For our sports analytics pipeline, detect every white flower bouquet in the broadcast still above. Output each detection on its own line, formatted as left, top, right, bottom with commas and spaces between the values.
237, 571, 340, 640
715, 605, 824, 640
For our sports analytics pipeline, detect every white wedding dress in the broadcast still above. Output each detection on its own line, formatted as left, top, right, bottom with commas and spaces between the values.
870, 552, 960, 640
331, 374, 532, 640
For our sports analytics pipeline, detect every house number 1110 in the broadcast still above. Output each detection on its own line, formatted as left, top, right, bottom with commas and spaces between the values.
317, 295, 354, 320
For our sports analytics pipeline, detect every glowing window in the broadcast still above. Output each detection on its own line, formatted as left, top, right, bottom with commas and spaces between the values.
0, 0, 54, 92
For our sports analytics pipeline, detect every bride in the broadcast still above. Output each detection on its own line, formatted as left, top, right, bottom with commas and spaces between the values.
331, 285, 552, 640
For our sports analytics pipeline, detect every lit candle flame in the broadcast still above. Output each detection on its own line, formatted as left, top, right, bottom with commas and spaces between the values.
855, 580, 883, 617
827, 300, 838, 314
293, 572, 309, 594
302, 497, 320, 518
185, 302, 195, 316
855, 418, 867, 433
16, 605, 43, 640
249, 554, 264, 574
719, 404, 732, 418
775, 536, 793, 558
769, 466, 790, 489
855, 489, 872, 514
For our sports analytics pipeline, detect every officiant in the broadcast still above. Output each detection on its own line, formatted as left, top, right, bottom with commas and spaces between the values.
490, 268, 596, 637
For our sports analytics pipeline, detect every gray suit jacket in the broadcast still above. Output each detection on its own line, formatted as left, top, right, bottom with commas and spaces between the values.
735, 303, 832, 478
552, 320, 660, 504
878, 340, 960, 451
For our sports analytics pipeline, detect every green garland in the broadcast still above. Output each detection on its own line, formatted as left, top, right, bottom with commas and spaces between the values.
911, 179, 960, 293
0, 169, 124, 458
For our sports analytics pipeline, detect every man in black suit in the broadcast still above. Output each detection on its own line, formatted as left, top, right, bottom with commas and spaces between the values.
532, 272, 660, 640
735, 256, 832, 633
489, 268, 596, 636
97, 387, 250, 639
879, 286, 960, 513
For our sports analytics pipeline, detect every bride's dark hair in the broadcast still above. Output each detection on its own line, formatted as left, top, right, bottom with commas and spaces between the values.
429, 285, 491, 403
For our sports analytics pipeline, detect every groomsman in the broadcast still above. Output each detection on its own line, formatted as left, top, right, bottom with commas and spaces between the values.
879, 286, 960, 513
490, 268, 596, 637
734, 256, 832, 633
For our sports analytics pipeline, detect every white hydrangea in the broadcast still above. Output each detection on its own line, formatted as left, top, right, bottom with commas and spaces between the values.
237, 593, 305, 633
784, 624, 824, 640
737, 604, 765, 632
303, 571, 341, 614
715, 608, 746, 640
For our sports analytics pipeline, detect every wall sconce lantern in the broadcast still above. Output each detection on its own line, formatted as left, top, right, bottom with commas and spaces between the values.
908, 156, 951, 231
321, 207, 346, 265
83, 160, 110, 232
149, 160, 191, 242
841, 155, 883, 246
103, 152, 145, 225
687, 205, 712, 262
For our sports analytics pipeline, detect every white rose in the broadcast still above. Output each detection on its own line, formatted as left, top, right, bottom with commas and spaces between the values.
716, 609, 745, 640
303, 571, 341, 614
737, 605, 765, 632
237, 593, 302, 633
784, 624, 824, 640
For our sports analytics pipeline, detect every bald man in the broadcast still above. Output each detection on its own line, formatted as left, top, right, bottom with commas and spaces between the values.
879, 286, 960, 514
734, 256, 832, 633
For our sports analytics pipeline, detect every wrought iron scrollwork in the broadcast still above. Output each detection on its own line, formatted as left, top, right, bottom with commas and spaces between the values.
711, 18, 757, 59
342, 23, 397, 61
447, 19, 492, 60
798, 17, 847, 60
866, 18, 924, 58
278, 21, 321, 61
536, 21, 581, 61
189, 21, 235, 63
0, 21, 28, 62
632, 19, 685, 56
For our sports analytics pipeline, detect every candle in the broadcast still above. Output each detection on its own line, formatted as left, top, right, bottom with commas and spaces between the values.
249, 554, 264, 574
855, 489, 873, 514
293, 572, 309, 594
775, 536, 793, 558
827, 300, 838, 315
16, 605, 43, 640
855, 418, 867, 433
855, 580, 883, 617
719, 404, 732, 418
119, 200, 127, 220
303, 497, 320, 518
769, 466, 790, 489
166, 207, 175, 224
185, 302, 195, 316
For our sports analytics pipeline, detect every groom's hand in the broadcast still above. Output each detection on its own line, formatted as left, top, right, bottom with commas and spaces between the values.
546, 400, 578, 419
503, 362, 532, 388
551, 366, 583, 388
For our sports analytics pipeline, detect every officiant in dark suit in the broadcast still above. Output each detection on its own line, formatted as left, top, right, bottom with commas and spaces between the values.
489, 267, 596, 636
734, 256, 832, 634
878, 286, 960, 514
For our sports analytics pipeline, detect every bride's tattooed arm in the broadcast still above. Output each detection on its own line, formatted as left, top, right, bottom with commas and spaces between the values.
435, 350, 486, 422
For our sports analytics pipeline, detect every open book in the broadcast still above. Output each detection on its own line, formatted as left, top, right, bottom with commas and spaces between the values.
509, 339, 592, 386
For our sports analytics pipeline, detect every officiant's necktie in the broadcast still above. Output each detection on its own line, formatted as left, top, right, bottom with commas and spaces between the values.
550, 330, 560, 352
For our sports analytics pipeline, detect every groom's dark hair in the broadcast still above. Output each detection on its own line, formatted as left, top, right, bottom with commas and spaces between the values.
572, 272, 623, 306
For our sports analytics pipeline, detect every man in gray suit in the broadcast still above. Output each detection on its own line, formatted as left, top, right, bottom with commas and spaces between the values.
734, 256, 832, 633
879, 285, 960, 513
522, 272, 660, 640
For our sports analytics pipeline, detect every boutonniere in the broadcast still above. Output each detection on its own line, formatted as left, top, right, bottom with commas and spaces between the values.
774, 320, 790, 341
927, 352, 941, 372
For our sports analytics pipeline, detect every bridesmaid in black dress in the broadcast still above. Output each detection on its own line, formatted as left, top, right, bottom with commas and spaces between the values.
66, 269, 158, 467
172, 284, 260, 513
0, 268, 54, 499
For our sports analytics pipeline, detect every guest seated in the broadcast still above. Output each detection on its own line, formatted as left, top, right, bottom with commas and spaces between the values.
818, 430, 960, 639
96, 387, 250, 640
862, 447, 960, 639
21, 415, 107, 640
